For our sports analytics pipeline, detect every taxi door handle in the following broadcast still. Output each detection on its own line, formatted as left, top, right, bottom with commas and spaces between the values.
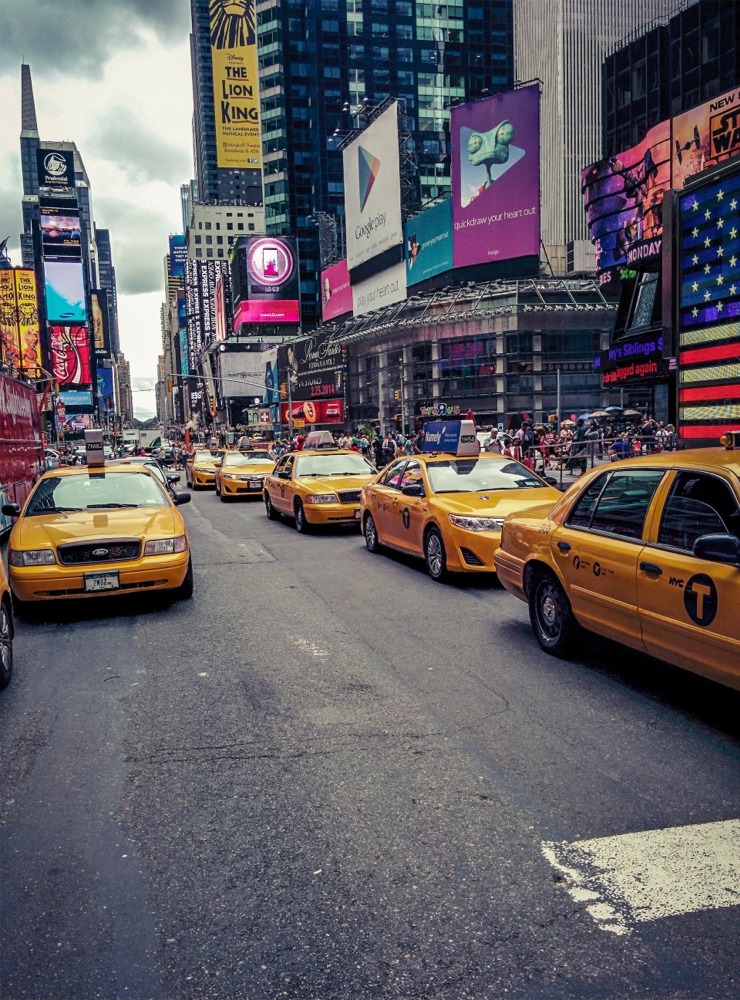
640, 561, 663, 576
557, 541, 571, 553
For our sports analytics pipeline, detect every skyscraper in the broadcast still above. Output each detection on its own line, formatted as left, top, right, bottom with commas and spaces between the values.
514, 0, 686, 273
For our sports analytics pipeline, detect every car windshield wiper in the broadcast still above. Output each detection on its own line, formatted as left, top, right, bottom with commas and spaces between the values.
27, 505, 83, 514
86, 502, 140, 509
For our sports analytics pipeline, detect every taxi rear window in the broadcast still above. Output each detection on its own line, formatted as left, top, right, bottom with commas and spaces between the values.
566, 469, 665, 539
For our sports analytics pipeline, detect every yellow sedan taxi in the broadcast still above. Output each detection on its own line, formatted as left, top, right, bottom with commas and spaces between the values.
493, 433, 740, 690
214, 448, 276, 501
2, 459, 193, 616
360, 421, 561, 581
263, 431, 376, 532
185, 448, 226, 489
0, 558, 14, 689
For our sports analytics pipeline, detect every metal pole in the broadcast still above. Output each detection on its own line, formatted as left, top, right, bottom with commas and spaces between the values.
556, 366, 561, 431
287, 367, 294, 440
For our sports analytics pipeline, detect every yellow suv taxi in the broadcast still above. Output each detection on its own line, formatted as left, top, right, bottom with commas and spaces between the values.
494, 435, 740, 690
263, 432, 375, 532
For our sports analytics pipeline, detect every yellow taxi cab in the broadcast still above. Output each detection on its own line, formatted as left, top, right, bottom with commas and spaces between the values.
360, 420, 562, 581
493, 432, 740, 690
263, 430, 376, 532
185, 447, 226, 489
214, 448, 276, 501
0, 558, 14, 690
1, 431, 193, 616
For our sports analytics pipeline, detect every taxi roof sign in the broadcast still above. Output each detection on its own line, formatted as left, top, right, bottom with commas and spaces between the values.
302, 430, 337, 450
85, 428, 105, 468
423, 419, 479, 456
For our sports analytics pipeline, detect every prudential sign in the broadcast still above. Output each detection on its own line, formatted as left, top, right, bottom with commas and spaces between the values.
343, 102, 403, 271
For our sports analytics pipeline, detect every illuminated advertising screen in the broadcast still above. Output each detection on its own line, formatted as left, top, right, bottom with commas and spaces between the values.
168, 234, 187, 278
351, 259, 406, 318
677, 164, 740, 443
231, 237, 300, 327
280, 399, 344, 425
39, 199, 82, 260
320, 260, 352, 322
44, 260, 87, 323
58, 390, 93, 408
90, 289, 110, 357
49, 325, 93, 387
179, 328, 189, 377
672, 85, 740, 191
581, 121, 671, 273
405, 199, 453, 286
343, 102, 403, 271
451, 84, 540, 268
96, 367, 115, 412
209, 0, 262, 170
36, 148, 75, 188
279, 330, 347, 402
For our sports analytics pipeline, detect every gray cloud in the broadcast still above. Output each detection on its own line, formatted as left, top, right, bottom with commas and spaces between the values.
93, 105, 190, 185
94, 196, 178, 295
0, 0, 191, 83
132, 376, 157, 392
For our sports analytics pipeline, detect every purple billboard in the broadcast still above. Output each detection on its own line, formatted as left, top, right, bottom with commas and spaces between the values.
451, 85, 540, 268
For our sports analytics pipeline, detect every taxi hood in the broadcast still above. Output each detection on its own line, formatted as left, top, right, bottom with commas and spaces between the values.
13, 506, 183, 550
438, 488, 561, 518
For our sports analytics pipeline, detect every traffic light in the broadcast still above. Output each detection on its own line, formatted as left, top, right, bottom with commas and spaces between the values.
393, 389, 401, 401
167, 377, 173, 392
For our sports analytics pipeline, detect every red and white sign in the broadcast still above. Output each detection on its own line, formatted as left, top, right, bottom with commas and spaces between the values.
280, 398, 344, 424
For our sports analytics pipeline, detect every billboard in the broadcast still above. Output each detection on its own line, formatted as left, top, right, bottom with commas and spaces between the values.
320, 259, 353, 322
168, 234, 187, 277
343, 102, 403, 270
36, 148, 75, 188
280, 330, 347, 402
672, 85, 740, 191
219, 347, 278, 402
96, 367, 115, 412
44, 260, 87, 323
280, 399, 345, 425
90, 289, 111, 357
179, 328, 189, 377
49, 325, 93, 387
185, 258, 230, 370
231, 237, 300, 326
0, 270, 42, 378
581, 121, 671, 273
39, 199, 82, 260
451, 85, 540, 268
405, 199, 453, 285
59, 389, 93, 408
209, 0, 262, 170
352, 258, 406, 318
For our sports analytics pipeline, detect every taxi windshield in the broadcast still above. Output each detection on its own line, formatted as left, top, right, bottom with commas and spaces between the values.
194, 450, 224, 462
26, 472, 169, 514
427, 458, 546, 493
223, 451, 273, 466
296, 453, 374, 477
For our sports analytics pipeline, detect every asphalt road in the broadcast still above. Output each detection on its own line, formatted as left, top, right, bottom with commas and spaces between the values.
1, 487, 738, 1000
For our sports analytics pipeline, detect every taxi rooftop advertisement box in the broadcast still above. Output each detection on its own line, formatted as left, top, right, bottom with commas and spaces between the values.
423, 420, 478, 456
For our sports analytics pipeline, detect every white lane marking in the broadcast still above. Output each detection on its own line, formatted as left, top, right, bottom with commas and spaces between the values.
543, 818, 740, 936
294, 637, 329, 658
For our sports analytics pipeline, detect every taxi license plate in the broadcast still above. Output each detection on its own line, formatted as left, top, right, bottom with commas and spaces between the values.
249, 480, 261, 489
84, 571, 120, 592
354, 508, 361, 519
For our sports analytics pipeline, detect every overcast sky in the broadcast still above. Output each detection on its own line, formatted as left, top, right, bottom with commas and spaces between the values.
0, 0, 195, 418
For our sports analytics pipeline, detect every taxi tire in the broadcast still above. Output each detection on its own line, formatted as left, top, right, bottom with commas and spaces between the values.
424, 527, 448, 582
364, 513, 380, 552
294, 499, 311, 533
529, 570, 578, 656
11, 594, 37, 623
174, 558, 194, 600
264, 493, 280, 520
0, 598, 13, 689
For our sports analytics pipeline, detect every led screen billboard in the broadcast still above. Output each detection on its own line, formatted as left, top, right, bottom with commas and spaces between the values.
231, 237, 300, 327
169, 234, 187, 278
39, 199, 82, 260
280, 399, 344, 426
280, 330, 347, 402
90, 289, 111, 357
672, 85, 740, 191
96, 367, 115, 412
36, 148, 75, 188
320, 260, 353, 322
49, 325, 93, 387
451, 85, 540, 268
343, 102, 403, 271
44, 260, 87, 323
581, 121, 671, 273
405, 199, 453, 286
209, 0, 262, 170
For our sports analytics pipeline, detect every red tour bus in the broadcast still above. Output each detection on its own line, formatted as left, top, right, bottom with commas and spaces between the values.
0, 372, 44, 513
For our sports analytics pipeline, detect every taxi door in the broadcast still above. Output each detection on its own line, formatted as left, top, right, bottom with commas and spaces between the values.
272, 454, 295, 515
366, 460, 405, 544
638, 469, 740, 687
549, 468, 665, 648
388, 460, 427, 554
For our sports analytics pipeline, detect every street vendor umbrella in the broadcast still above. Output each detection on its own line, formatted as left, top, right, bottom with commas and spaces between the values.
604, 405, 624, 415
622, 408, 643, 419
560, 419, 575, 427
589, 409, 609, 419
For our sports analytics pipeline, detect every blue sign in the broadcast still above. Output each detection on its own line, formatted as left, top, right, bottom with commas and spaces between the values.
59, 389, 93, 408
423, 421, 463, 452
405, 199, 453, 286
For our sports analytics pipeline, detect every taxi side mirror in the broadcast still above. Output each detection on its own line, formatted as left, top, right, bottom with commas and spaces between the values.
173, 491, 191, 506
1, 503, 21, 518
401, 483, 425, 498
167, 473, 181, 483
693, 533, 740, 566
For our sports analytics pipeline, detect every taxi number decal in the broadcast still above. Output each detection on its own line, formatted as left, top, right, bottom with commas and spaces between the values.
683, 573, 717, 627
402, 507, 411, 529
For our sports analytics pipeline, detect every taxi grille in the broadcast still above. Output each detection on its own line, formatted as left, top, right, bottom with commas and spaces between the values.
57, 540, 141, 565
337, 489, 362, 504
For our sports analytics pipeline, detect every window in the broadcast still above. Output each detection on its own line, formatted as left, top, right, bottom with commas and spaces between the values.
658, 472, 740, 553
566, 469, 665, 540
378, 460, 406, 488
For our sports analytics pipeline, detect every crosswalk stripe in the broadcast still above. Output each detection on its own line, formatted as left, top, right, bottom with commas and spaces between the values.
542, 818, 740, 936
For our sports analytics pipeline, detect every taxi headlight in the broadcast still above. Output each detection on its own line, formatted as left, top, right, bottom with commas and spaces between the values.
194, 466, 210, 473
144, 536, 188, 556
9, 548, 57, 567
305, 493, 337, 504
449, 514, 506, 532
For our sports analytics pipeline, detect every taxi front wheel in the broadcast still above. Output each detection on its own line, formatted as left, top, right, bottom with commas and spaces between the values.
424, 527, 447, 582
264, 493, 280, 520
0, 598, 13, 689
364, 513, 380, 552
294, 499, 311, 533
529, 570, 578, 656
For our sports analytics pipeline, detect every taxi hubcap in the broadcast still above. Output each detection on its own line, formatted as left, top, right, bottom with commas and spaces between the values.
0, 607, 11, 672
427, 535, 442, 574
541, 592, 558, 629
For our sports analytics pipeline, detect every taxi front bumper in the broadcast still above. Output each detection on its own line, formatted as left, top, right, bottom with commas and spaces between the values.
192, 468, 216, 487
492, 547, 527, 600
222, 475, 265, 496
434, 523, 503, 574
9, 549, 190, 602
304, 501, 362, 527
